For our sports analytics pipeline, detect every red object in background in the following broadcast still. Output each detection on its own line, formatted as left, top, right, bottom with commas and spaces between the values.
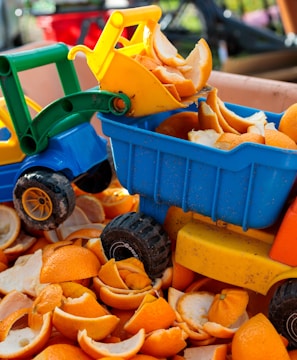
36, 10, 114, 49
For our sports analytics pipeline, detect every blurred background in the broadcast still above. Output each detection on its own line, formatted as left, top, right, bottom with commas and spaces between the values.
2, 0, 297, 81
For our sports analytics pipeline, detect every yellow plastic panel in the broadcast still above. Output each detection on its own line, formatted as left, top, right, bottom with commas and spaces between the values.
175, 220, 292, 295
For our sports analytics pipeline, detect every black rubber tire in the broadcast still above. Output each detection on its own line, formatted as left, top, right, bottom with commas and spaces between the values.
269, 279, 297, 349
100, 211, 172, 279
74, 159, 112, 194
13, 170, 75, 231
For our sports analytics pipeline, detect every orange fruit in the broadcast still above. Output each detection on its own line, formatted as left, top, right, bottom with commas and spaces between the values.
78, 328, 145, 359
29, 283, 63, 329
0, 311, 52, 359
231, 313, 290, 360
52, 306, 119, 340
140, 326, 188, 358
279, 103, 297, 142
33, 343, 93, 359
265, 128, 297, 149
183, 38, 213, 92
0, 204, 21, 250
207, 288, 249, 327
75, 194, 105, 223
155, 111, 199, 140
40, 243, 101, 283
171, 252, 196, 291
183, 343, 228, 360
61, 291, 109, 318
96, 187, 136, 219
124, 293, 176, 334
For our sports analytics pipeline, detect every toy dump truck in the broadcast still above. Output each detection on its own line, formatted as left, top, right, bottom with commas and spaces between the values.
0, 42, 130, 230
68, 5, 297, 348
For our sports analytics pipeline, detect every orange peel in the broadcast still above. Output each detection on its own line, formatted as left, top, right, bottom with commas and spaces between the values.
124, 293, 176, 334
33, 343, 93, 360
0, 312, 52, 359
0, 249, 43, 296
52, 306, 119, 341
176, 291, 215, 331
207, 288, 249, 328
98, 258, 129, 289
61, 291, 109, 318
203, 311, 249, 339
75, 194, 105, 223
184, 343, 228, 360
140, 326, 188, 358
96, 279, 162, 310
78, 328, 145, 359
0, 205, 21, 250
40, 243, 101, 283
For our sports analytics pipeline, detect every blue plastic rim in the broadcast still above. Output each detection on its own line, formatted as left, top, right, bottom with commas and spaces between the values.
98, 102, 297, 230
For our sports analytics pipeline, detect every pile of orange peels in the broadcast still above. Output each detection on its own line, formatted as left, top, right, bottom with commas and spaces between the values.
0, 176, 294, 360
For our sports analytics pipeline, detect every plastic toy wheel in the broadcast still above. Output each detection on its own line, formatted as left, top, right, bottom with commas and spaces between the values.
13, 169, 75, 231
100, 211, 172, 279
74, 159, 112, 194
269, 279, 297, 348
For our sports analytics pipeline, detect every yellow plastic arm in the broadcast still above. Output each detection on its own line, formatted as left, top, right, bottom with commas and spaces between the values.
68, 5, 162, 79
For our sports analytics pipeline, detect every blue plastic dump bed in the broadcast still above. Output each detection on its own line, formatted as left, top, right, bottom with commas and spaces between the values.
98, 102, 297, 231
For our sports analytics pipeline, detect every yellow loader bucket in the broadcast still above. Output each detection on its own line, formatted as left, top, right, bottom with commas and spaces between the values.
68, 5, 190, 117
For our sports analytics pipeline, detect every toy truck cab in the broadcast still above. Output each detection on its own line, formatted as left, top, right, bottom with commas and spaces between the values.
0, 42, 130, 230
